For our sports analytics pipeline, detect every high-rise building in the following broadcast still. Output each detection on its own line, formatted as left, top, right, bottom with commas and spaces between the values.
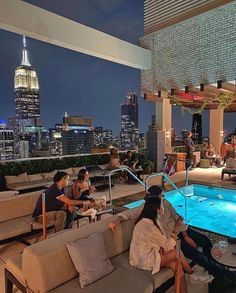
49, 128, 63, 156
19, 139, 29, 159
94, 127, 103, 146
13, 36, 43, 157
120, 92, 139, 150
61, 114, 94, 155
192, 114, 202, 144
14, 36, 41, 132
0, 121, 15, 160
94, 127, 113, 146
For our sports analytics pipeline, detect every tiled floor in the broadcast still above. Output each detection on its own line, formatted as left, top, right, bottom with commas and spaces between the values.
1, 167, 236, 293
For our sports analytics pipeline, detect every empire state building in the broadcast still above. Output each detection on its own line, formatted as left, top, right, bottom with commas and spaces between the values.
14, 36, 41, 132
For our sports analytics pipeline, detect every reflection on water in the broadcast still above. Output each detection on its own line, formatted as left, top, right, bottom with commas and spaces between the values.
165, 184, 236, 237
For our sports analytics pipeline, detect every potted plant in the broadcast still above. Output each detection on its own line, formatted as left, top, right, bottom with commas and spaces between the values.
142, 160, 154, 174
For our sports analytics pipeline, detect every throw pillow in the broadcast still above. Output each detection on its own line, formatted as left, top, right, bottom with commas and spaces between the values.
66, 232, 115, 288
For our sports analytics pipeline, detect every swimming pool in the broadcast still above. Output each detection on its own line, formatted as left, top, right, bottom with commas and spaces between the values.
124, 184, 236, 238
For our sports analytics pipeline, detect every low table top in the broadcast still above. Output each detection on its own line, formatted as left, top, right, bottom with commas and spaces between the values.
211, 244, 236, 269
76, 206, 114, 217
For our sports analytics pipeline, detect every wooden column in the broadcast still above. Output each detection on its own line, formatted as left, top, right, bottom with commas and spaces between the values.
155, 98, 172, 153
209, 109, 224, 153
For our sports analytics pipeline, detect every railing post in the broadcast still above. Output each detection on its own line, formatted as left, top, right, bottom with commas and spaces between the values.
186, 165, 192, 186
42, 192, 47, 240
175, 238, 181, 293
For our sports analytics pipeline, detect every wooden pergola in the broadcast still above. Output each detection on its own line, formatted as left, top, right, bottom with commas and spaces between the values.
144, 81, 236, 112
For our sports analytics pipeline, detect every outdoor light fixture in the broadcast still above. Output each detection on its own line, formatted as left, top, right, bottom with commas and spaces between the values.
185, 86, 188, 93
200, 83, 204, 91
170, 88, 175, 96
220, 130, 224, 136
158, 90, 161, 97
166, 130, 170, 139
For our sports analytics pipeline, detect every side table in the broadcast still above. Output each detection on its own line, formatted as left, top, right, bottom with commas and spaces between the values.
211, 243, 236, 270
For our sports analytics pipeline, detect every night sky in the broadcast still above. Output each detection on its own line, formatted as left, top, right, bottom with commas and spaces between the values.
0, 0, 235, 136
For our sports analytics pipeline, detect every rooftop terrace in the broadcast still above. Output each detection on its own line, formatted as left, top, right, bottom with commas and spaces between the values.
1, 166, 236, 292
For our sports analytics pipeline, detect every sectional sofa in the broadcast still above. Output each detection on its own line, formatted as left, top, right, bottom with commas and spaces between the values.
4, 165, 111, 192
4, 167, 85, 192
5, 214, 175, 293
0, 189, 60, 245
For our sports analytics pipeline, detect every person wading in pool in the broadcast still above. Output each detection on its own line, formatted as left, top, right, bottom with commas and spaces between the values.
109, 185, 236, 284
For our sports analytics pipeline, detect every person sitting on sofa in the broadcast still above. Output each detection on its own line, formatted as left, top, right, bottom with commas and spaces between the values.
130, 196, 192, 293
108, 147, 128, 182
122, 151, 142, 182
109, 185, 236, 284
108, 147, 121, 169
72, 169, 95, 201
72, 171, 106, 210
200, 142, 209, 159
33, 172, 90, 231
206, 144, 221, 167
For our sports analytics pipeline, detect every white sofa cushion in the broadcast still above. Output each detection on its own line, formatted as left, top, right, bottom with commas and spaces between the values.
48, 268, 153, 293
28, 173, 44, 182
230, 158, 236, 168
66, 232, 115, 288
97, 164, 110, 171
226, 158, 236, 168
59, 168, 74, 175
5, 173, 28, 185
0, 190, 19, 198
41, 170, 57, 180
0, 218, 32, 241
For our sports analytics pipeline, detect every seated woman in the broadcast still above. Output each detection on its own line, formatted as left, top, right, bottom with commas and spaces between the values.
72, 173, 91, 201
108, 147, 127, 182
108, 147, 121, 169
200, 142, 209, 159
72, 170, 106, 211
122, 150, 141, 182
206, 144, 221, 167
130, 196, 193, 293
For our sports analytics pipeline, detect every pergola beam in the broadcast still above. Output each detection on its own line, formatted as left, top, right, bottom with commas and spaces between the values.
221, 81, 236, 92
188, 86, 216, 99
0, 0, 151, 70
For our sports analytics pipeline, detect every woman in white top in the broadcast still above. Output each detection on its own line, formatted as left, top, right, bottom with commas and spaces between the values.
129, 196, 193, 293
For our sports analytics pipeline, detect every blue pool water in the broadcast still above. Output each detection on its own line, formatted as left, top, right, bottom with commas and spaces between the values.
124, 184, 236, 237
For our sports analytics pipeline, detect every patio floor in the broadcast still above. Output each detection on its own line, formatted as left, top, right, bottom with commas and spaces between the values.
0, 167, 236, 293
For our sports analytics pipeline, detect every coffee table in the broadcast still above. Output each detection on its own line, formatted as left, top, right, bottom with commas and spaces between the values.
75, 205, 114, 227
211, 244, 236, 270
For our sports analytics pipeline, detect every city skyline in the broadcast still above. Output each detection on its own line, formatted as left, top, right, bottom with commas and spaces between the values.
0, 0, 235, 137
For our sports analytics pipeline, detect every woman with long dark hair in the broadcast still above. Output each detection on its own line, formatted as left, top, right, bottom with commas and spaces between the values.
129, 196, 193, 293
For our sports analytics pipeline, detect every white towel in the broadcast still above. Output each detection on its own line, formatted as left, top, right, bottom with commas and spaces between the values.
82, 208, 97, 219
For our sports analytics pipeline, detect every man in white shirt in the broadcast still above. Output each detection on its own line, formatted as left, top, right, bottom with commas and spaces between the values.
109, 185, 236, 284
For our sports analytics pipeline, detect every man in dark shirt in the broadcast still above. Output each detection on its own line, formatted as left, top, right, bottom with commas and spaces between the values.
33, 171, 90, 231
184, 131, 195, 170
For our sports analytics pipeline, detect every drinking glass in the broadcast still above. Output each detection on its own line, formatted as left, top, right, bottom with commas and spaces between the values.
212, 242, 222, 258
218, 240, 228, 254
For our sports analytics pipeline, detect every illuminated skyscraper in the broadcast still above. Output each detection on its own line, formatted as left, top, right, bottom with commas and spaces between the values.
13, 36, 42, 157
120, 92, 139, 150
14, 36, 41, 133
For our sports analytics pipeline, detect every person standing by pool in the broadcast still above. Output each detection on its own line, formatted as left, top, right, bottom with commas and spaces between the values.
184, 131, 195, 170
109, 185, 236, 284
